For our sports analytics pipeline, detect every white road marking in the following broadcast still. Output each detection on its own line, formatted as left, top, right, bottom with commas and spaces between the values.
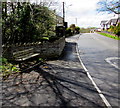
105, 57, 120, 70
76, 44, 112, 108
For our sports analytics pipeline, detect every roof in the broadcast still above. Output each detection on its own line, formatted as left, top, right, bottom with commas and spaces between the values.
100, 20, 108, 25
100, 17, 120, 26
108, 18, 118, 24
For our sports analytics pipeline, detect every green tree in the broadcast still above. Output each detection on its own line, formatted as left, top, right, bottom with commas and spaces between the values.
75, 26, 80, 34
70, 24, 76, 34
65, 27, 72, 37
2, 2, 56, 45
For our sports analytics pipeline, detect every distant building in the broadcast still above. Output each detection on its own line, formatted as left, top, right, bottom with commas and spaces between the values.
90, 28, 101, 33
107, 18, 118, 26
96, 28, 102, 32
100, 17, 120, 30
100, 20, 108, 30
56, 15, 64, 26
56, 15, 68, 28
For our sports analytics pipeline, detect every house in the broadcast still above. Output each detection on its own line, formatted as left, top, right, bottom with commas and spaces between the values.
100, 20, 108, 30
100, 17, 120, 30
56, 15, 64, 26
50, 10, 64, 31
107, 18, 118, 26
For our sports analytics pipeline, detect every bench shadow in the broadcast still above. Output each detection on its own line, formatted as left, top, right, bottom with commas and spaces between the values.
2, 41, 106, 107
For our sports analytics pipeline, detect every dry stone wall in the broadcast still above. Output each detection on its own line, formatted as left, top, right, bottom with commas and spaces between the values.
2, 37, 65, 60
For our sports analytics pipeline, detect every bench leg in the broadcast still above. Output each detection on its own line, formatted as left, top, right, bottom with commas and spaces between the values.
19, 63, 22, 70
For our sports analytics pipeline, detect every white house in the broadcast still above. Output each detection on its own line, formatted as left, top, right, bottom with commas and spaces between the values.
100, 17, 120, 30
100, 20, 108, 30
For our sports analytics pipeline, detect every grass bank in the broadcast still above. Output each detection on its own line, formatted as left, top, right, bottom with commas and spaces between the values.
97, 32, 120, 40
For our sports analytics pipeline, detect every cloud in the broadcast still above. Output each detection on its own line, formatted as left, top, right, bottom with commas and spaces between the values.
32, 0, 118, 28
58, 0, 117, 28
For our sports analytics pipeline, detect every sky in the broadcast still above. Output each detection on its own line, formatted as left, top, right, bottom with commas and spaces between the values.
31, 0, 118, 28
59, 0, 118, 28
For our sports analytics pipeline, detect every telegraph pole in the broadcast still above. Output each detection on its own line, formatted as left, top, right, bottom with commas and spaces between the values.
63, 2, 65, 36
63, 2, 65, 26
75, 18, 77, 25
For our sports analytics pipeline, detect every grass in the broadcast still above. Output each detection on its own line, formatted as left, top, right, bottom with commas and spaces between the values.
97, 32, 120, 40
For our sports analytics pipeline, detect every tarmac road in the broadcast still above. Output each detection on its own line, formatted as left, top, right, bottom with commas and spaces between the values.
77, 33, 119, 107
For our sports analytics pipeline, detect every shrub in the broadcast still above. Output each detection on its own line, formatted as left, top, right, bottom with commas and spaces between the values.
0, 58, 20, 79
75, 26, 80, 34
108, 25, 115, 33
65, 27, 72, 37
107, 24, 120, 37
114, 23, 120, 36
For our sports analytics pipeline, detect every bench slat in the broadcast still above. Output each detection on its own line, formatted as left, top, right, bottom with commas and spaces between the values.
13, 48, 40, 70
15, 53, 40, 61
13, 48, 33, 55
14, 52, 34, 58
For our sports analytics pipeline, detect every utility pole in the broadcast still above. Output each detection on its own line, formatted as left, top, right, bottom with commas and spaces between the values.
75, 18, 77, 25
63, 2, 65, 26
63, 2, 65, 36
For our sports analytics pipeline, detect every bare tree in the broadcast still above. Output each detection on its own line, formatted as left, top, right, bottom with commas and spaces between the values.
97, 0, 120, 14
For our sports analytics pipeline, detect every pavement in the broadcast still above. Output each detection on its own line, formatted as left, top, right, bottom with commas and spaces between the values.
2, 36, 106, 107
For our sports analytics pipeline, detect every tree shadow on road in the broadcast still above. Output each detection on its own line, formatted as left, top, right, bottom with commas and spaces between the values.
35, 66, 106, 108
2, 65, 106, 107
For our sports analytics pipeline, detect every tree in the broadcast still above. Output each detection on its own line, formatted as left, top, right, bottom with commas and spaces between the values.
67, 24, 80, 36
2, 2, 56, 45
70, 24, 76, 34
65, 28, 72, 37
97, 0, 120, 14
75, 26, 80, 34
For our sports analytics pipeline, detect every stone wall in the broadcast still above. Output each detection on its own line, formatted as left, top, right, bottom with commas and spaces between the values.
2, 37, 65, 60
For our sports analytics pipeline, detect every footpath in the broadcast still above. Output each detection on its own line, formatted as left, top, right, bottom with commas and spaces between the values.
2, 36, 106, 107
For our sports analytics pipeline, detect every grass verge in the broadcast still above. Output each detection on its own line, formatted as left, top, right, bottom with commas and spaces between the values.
97, 32, 120, 40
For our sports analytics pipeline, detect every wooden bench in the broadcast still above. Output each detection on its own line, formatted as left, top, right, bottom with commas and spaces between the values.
13, 48, 40, 72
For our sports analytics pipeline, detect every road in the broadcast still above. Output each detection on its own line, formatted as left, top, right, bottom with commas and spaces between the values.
77, 33, 119, 107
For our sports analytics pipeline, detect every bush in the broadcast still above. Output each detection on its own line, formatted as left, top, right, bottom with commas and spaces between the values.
56, 26, 65, 37
75, 26, 80, 34
107, 24, 120, 36
65, 28, 72, 37
108, 25, 115, 33
114, 23, 120, 36
0, 58, 20, 79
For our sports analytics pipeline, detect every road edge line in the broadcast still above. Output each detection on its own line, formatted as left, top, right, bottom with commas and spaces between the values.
76, 44, 112, 108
